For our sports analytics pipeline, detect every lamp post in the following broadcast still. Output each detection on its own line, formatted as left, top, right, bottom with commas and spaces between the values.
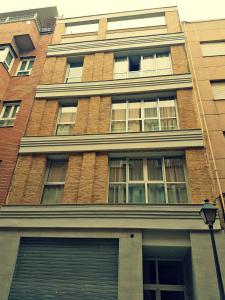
199, 199, 225, 300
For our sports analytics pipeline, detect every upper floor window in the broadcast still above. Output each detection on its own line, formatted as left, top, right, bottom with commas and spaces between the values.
201, 41, 225, 57
16, 57, 34, 76
41, 159, 68, 205
108, 15, 166, 31
56, 105, 77, 135
0, 102, 20, 127
66, 21, 99, 34
211, 81, 225, 100
0, 46, 15, 71
114, 53, 172, 79
66, 58, 83, 83
109, 157, 188, 204
143, 259, 187, 300
111, 98, 178, 133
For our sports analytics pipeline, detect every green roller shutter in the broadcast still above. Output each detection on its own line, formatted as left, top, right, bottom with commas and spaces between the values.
9, 238, 118, 300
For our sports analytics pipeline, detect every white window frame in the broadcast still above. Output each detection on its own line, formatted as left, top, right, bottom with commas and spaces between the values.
113, 53, 172, 79
41, 159, 68, 205
110, 98, 179, 133
55, 105, 77, 135
0, 46, 15, 71
143, 258, 188, 300
16, 57, 34, 76
108, 157, 188, 204
0, 102, 20, 127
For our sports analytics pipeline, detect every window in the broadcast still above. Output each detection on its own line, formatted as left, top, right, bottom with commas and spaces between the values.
111, 98, 178, 133
108, 15, 166, 31
56, 105, 77, 135
201, 42, 225, 57
108, 157, 188, 204
211, 81, 225, 100
66, 21, 99, 34
114, 53, 172, 79
41, 160, 68, 205
0, 102, 20, 127
66, 59, 83, 83
16, 57, 34, 76
0, 46, 15, 71
143, 259, 187, 300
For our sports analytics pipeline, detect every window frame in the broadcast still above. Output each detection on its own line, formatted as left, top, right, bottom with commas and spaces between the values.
55, 105, 77, 135
65, 60, 84, 83
108, 156, 188, 204
16, 57, 35, 76
41, 159, 68, 205
0, 46, 15, 71
110, 98, 179, 133
113, 53, 172, 79
0, 102, 20, 127
143, 258, 188, 300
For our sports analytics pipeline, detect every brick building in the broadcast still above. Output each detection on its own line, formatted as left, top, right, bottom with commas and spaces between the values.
0, 6, 225, 300
0, 7, 58, 204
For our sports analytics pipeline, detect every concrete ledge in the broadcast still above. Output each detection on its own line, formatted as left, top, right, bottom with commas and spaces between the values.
35, 73, 192, 99
19, 129, 203, 154
47, 32, 185, 56
0, 204, 220, 230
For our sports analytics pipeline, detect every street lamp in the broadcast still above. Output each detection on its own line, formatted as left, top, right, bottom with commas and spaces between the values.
199, 199, 225, 300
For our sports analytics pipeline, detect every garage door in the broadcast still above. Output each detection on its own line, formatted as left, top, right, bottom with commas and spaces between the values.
9, 238, 118, 300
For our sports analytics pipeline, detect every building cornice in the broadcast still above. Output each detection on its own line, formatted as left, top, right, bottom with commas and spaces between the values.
36, 73, 192, 99
19, 129, 203, 154
0, 204, 220, 231
47, 32, 185, 57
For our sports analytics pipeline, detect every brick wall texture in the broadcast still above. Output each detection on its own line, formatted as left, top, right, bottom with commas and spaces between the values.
0, 21, 53, 204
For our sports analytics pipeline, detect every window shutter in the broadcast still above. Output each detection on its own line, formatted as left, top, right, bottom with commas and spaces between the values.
201, 42, 225, 56
211, 82, 225, 99
9, 238, 119, 300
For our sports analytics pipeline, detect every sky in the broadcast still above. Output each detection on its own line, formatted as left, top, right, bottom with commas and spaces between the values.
1, 0, 225, 21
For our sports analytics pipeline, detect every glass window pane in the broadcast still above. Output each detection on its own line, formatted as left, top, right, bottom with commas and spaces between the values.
0, 119, 14, 127
42, 185, 64, 205
144, 119, 159, 131
109, 159, 126, 182
165, 158, 185, 182
142, 55, 155, 71
128, 120, 141, 132
2, 105, 12, 118
129, 159, 143, 180
147, 159, 163, 181
59, 107, 76, 123
161, 119, 177, 130
68, 63, 83, 81
111, 106, 126, 120
20, 61, 27, 71
28, 60, 34, 70
5, 51, 13, 66
109, 184, 126, 204
143, 260, 156, 284
167, 184, 188, 204
128, 184, 145, 203
111, 121, 126, 132
47, 161, 67, 182
144, 101, 157, 118
148, 184, 166, 204
158, 261, 185, 285
128, 102, 141, 119
11, 106, 19, 118
159, 100, 176, 118
56, 124, 72, 135
161, 291, 185, 300
144, 291, 156, 300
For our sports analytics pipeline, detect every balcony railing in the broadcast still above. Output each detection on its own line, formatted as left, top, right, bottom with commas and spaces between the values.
0, 13, 41, 32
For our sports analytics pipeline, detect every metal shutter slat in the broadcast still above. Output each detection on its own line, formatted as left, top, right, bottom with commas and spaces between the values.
9, 238, 118, 300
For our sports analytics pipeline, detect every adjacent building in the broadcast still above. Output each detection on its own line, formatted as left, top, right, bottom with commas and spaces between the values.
0, 7, 58, 204
0, 6, 224, 300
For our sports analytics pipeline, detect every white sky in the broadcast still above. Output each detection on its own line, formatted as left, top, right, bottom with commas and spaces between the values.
0, 0, 225, 21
